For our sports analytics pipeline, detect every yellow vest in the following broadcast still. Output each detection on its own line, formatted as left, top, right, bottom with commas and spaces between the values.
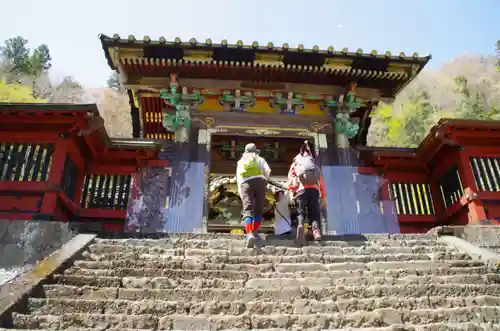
239, 156, 262, 178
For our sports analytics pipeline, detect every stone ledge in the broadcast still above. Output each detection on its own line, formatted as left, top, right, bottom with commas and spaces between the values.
429, 225, 500, 270
0, 234, 96, 327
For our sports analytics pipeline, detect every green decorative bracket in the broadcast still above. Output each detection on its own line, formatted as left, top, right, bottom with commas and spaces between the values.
271, 92, 304, 113
160, 82, 202, 141
334, 113, 359, 139
162, 104, 192, 133
160, 83, 203, 106
218, 90, 255, 111
345, 91, 361, 113
329, 88, 361, 139
320, 98, 337, 110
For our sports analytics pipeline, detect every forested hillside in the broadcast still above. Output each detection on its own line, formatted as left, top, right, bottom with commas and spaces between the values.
0, 36, 132, 138
368, 41, 500, 147
1, 36, 499, 147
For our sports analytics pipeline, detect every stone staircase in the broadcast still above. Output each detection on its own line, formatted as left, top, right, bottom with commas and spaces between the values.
3, 233, 500, 330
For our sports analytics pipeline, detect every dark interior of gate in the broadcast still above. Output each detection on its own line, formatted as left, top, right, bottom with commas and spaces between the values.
207, 135, 311, 233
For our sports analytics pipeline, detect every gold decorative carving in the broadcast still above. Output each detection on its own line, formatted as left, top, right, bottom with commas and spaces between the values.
213, 128, 228, 133
411, 64, 420, 78
245, 129, 281, 136
254, 53, 284, 67
387, 63, 409, 74
206, 131, 212, 152
118, 47, 144, 59
310, 122, 331, 133
183, 49, 214, 63
323, 58, 352, 70
298, 131, 315, 137
204, 117, 216, 128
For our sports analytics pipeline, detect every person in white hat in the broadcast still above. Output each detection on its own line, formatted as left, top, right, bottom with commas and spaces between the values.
236, 143, 271, 247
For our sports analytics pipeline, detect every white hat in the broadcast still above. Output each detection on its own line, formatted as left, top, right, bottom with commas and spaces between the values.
244, 143, 260, 153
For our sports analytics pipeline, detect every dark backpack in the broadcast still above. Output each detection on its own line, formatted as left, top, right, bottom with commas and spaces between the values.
295, 155, 320, 185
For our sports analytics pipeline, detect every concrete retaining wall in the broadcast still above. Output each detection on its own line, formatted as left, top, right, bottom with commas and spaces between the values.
0, 220, 74, 285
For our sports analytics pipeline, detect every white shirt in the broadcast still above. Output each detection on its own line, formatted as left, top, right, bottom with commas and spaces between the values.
274, 191, 292, 235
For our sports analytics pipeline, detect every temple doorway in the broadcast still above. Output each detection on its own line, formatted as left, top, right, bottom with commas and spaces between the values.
207, 135, 312, 233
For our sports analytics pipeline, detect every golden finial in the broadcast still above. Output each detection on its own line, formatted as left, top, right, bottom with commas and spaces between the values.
237, 40, 243, 47
371, 50, 377, 56
221, 39, 228, 46
399, 52, 406, 58
267, 42, 274, 49
356, 48, 363, 55
313, 45, 319, 52
159, 36, 166, 44
298, 44, 304, 51
412, 52, 419, 59
327, 46, 334, 53
385, 51, 392, 57
189, 38, 197, 45
143, 36, 151, 43
283, 43, 289, 50
206, 38, 212, 46
174, 37, 181, 44
128, 35, 136, 42
342, 47, 348, 54
252, 41, 259, 48
112, 34, 120, 40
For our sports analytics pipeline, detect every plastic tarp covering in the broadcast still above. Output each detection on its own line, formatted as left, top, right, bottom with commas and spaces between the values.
162, 161, 205, 233
322, 166, 400, 235
125, 131, 207, 234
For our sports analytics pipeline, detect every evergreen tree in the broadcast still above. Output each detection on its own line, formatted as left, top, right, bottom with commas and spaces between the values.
0, 37, 51, 77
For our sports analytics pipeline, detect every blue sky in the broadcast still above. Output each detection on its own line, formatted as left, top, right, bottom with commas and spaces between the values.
2, 0, 499, 88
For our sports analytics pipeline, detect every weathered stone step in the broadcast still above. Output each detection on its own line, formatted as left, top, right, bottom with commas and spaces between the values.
64, 260, 486, 280
12, 306, 500, 329
0, 329, 153, 331
319, 325, 500, 331
27, 295, 500, 316
2, 323, 499, 331
72, 260, 490, 276
94, 234, 439, 248
54, 273, 500, 289
64, 267, 249, 280
44, 283, 500, 302
86, 243, 452, 256
82, 250, 472, 264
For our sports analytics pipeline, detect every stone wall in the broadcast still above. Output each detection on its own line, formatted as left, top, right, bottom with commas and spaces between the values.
0, 220, 74, 285
438, 225, 500, 253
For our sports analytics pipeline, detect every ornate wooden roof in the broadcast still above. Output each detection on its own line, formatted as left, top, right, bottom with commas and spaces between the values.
100, 34, 431, 98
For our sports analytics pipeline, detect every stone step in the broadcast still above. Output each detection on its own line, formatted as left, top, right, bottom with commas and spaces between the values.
63, 260, 486, 280
86, 243, 452, 256
92, 237, 444, 249
27, 295, 500, 316
71, 260, 491, 276
82, 251, 472, 264
95, 233, 437, 248
12, 306, 500, 329
2, 323, 500, 331
53, 273, 500, 289
43, 283, 500, 302
0, 329, 154, 331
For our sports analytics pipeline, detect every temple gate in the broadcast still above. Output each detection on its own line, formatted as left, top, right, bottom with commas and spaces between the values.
8, 35, 500, 235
